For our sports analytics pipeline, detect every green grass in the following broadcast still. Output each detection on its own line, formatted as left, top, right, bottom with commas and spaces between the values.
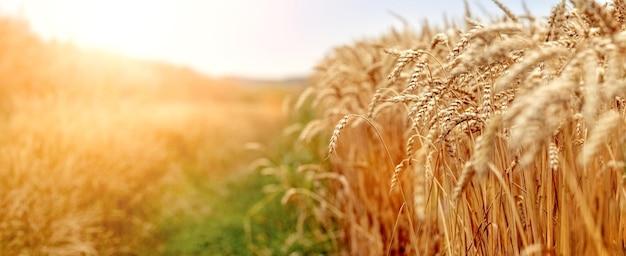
159, 172, 264, 255
156, 102, 337, 255
157, 170, 321, 255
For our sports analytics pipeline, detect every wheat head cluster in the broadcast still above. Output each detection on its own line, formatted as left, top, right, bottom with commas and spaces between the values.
294, 0, 626, 254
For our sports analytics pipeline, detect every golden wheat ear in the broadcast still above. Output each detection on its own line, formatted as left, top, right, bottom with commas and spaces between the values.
328, 114, 350, 157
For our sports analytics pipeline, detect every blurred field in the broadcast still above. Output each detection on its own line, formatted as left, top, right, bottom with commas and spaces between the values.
0, 17, 298, 255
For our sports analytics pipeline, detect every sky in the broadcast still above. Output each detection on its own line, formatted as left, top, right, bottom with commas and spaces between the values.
0, 0, 563, 80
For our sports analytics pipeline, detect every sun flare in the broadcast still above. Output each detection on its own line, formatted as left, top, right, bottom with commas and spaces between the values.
5, 0, 251, 58
53, 0, 173, 55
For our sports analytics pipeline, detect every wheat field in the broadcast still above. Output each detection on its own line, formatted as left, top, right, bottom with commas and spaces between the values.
8, 0, 626, 254
0, 17, 293, 255
287, 0, 626, 255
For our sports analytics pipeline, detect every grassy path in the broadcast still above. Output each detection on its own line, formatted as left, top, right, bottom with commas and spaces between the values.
141, 85, 310, 255
158, 171, 293, 255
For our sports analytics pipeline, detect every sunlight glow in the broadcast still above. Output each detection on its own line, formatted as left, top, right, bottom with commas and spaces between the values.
2, 1, 254, 69
16, 0, 195, 57
2, 0, 302, 78
0, 0, 560, 79
63, 0, 168, 55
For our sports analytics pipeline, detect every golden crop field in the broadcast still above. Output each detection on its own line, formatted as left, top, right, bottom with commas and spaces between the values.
0, 18, 294, 255
7, 0, 626, 255
283, 0, 626, 255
